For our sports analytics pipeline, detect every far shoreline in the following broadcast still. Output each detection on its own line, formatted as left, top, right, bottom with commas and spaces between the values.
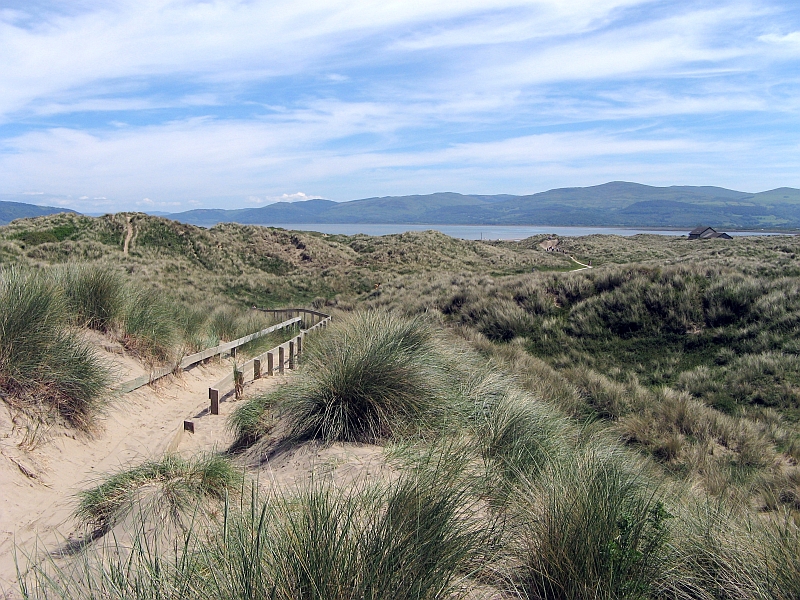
202, 222, 797, 240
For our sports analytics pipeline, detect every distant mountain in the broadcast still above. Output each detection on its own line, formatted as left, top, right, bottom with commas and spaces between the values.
0, 200, 78, 225
166, 182, 800, 229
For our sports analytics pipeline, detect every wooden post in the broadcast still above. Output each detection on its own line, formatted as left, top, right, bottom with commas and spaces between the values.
254, 358, 261, 380
298, 333, 304, 355
278, 346, 285, 374
230, 346, 237, 358
267, 352, 274, 376
210, 388, 219, 415
289, 340, 295, 369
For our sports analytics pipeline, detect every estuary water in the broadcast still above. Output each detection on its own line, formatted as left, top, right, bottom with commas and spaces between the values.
268, 223, 786, 240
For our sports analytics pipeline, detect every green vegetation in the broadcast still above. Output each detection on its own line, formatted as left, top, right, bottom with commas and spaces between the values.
232, 311, 462, 445
5, 213, 800, 598
0, 257, 291, 432
75, 454, 241, 531
16, 310, 800, 599
0, 267, 110, 430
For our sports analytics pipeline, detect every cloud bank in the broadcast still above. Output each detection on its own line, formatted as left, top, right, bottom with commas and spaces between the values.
0, 0, 798, 211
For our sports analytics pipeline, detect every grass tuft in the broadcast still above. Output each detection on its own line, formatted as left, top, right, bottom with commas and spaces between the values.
233, 311, 455, 445
0, 266, 110, 430
75, 453, 241, 531
56, 264, 126, 332
120, 288, 178, 364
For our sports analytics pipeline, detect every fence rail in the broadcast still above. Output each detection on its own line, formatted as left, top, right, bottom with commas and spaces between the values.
117, 315, 303, 394
207, 309, 331, 414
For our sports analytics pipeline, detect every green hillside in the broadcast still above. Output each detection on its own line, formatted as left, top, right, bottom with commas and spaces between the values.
166, 182, 800, 229
0, 200, 78, 225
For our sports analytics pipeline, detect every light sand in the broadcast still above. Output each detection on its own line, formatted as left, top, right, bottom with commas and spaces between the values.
0, 338, 395, 596
0, 340, 279, 593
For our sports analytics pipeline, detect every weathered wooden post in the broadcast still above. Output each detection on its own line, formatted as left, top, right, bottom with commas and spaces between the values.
289, 340, 295, 369
267, 352, 274, 376
209, 388, 219, 415
278, 346, 285, 374
254, 358, 262, 380
230, 346, 237, 358
297, 334, 303, 356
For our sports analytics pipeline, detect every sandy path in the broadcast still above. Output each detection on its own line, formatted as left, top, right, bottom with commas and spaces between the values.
569, 256, 593, 270
122, 216, 133, 255
0, 357, 280, 593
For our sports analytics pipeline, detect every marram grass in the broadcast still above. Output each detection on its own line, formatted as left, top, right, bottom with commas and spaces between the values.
0, 266, 110, 430
75, 453, 242, 531
25, 458, 494, 600
231, 310, 461, 445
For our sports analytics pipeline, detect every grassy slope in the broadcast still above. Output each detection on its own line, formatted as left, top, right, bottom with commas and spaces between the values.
6, 215, 800, 598
0, 212, 572, 309
4, 215, 799, 498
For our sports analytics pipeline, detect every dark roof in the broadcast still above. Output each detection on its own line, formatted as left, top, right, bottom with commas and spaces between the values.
688, 225, 731, 240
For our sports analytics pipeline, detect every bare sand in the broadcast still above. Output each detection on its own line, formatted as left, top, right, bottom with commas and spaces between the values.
0, 337, 392, 596
0, 337, 281, 593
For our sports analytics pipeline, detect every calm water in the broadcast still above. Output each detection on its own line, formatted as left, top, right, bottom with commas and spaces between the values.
269, 223, 787, 240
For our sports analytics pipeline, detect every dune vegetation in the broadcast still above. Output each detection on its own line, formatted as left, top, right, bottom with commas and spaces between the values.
2, 212, 800, 598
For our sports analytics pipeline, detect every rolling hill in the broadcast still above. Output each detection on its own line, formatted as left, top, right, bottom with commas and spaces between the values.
167, 182, 800, 229
0, 200, 78, 225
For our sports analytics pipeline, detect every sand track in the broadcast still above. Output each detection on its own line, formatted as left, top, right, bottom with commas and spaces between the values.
0, 352, 281, 593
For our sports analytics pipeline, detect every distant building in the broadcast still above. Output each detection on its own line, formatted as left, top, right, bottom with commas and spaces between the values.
688, 226, 732, 240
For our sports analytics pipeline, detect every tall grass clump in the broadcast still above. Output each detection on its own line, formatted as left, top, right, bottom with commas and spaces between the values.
666, 499, 800, 600
75, 453, 241, 532
208, 306, 242, 342
55, 265, 126, 332
210, 463, 492, 599
28, 459, 492, 600
478, 391, 571, 503
175, 303, 211, 353
120, 288, 178, 364
510, 443, 674, 600
232, 310, 454, 445
0, 267, 109, 429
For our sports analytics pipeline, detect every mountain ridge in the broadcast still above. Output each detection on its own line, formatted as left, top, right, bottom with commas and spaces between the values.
166, 182, 800, 229
0, 200, 78, 225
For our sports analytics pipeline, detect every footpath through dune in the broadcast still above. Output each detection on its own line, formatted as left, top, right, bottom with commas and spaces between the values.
0, 353, 282, 593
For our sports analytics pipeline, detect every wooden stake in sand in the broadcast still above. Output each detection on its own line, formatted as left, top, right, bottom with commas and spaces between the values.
209, 388, 220, 415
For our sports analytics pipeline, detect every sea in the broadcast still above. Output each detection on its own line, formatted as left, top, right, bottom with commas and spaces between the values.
267, 224, 788, 241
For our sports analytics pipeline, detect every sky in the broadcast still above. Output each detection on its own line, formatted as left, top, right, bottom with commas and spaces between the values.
1, 0, 799, 213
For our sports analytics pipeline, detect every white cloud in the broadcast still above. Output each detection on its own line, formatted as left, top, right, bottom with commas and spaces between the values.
0, 0, 798, 206
760, 31, 800, 45
273, 192, 324, 203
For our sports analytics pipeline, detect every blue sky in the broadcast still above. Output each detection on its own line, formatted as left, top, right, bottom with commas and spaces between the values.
1, 0, 799, 213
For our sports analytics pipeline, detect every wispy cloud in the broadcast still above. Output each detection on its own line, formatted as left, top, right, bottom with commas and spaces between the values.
0, 0, 798, 211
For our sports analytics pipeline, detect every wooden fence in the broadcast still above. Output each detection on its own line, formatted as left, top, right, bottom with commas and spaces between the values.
118, 314, 307, 393
207, 308, 331, 414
